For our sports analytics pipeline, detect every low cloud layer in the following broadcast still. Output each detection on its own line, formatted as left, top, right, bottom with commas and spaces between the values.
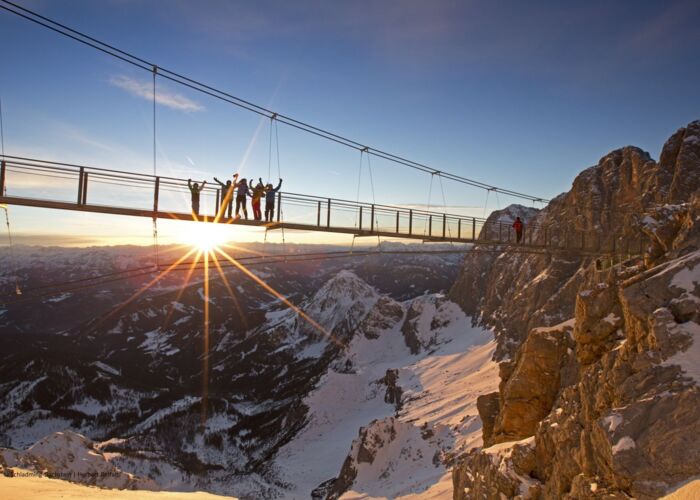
109, 74, 204, 112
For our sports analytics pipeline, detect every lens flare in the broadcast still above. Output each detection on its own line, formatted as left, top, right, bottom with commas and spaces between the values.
182, 223, 229, 252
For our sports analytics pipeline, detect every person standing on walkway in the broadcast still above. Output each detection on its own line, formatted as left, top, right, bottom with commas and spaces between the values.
188, 178, 206, 217
213, 176, 233, 219
233, 174, 250, 220
512, 216, 524, 243
252, 178, 265, 221
264, 178, 283, 222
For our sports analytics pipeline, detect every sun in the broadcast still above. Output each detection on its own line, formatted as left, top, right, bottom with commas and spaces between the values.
183, 223, 230, 252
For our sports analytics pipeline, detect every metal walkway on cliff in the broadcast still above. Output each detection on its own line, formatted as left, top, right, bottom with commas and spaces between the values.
0, 156, 647, 257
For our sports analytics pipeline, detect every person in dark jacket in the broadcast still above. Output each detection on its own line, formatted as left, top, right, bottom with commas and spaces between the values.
264, 178, 283, 222
233, 174, 250, 219
512, 216, 524, 243
213, 176, 233, 219
188, 178, 206, 216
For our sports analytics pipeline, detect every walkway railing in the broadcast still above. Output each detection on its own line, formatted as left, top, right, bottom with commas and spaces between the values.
0, 155, 648, 255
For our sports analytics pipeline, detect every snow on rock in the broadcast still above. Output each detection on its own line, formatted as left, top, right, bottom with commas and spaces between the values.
0, 430, 157, 490
601, 412, 623, 433
662, 321, 700, 385
663, 477, 700, 499
612, 436, 637, 454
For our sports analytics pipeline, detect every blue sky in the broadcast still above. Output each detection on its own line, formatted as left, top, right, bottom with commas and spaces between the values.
1, 0, 699, 246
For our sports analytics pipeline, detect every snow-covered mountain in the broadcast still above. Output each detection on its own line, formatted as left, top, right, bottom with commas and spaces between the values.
1, 243, 485, 498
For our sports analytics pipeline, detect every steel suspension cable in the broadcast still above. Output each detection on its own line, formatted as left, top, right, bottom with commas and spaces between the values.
365, 152, 381, 248
152, 65, 159, 268
423, 173, 435, 237
0, 0, 548, 204
438, 175, 453, 240
0, 97, 20, 295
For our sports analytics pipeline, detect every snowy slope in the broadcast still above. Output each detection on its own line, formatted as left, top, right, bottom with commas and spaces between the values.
273, 290, 498, 498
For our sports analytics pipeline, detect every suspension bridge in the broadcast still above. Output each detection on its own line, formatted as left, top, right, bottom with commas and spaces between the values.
0, 0, 649, 270
0, 155, 647, 256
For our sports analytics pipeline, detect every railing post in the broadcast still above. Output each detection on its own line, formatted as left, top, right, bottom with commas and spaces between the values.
77, 167, 84, 204
317, 200, 321, 227
457, 219, 461, 239
472, 218, 476, 240
359, 206, 363, 231
327, 198, 331, 228
81, 172, 89, 205
396, 211, 400, 234
370, 204, 375, 232
276, 192, 282, 222
409, 209, 413, 236
442, 214, 446, 238
429, 215, 432, 237
153, 177, 160, 213
0, 160, 5, 195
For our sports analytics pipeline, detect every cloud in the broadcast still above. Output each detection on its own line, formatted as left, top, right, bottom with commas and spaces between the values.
109, 74, 204, 112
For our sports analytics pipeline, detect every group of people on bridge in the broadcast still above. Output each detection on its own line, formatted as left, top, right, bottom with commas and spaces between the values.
186, 174, 527, 242
187, 174, 283, 222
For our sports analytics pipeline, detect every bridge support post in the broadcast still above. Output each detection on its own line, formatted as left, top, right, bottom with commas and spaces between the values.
359, 206, 363, 231
472, 218, 476, 241
77, 167, 84, 205
396, 211, 399, 234
327, 198, 331, 228
277, 193, 282, 222
409, 210, 413, 236
457, 219, 461, 239
428, 215, 432, 237
81, 172, 89, 205
442, 214, 446, 238
0, 160, 6, 195
370, 204, 375, 232
317, 200, 321, 227
154, 177, 160, 214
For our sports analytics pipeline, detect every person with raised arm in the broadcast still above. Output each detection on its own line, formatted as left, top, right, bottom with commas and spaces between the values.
264, 178, 283, 222
187, 178, 206, 217
233, 174, 250, 220
213, 176, 233, 219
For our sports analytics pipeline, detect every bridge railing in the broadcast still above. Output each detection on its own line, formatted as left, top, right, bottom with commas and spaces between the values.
0, 155, 651, 254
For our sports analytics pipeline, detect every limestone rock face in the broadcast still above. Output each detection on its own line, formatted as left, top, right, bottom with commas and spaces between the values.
491, 321, 576, 445
660, 120, 700, 203
451, 121, 700, 499
476, 392, 500, 448
449, 120, 700, 363
453, 437, 541, 500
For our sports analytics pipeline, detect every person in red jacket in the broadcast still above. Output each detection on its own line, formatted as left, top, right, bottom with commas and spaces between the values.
512, 216, 523, 243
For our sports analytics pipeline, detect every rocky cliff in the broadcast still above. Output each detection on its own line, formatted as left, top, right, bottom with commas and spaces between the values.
450, 121, 700, 499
